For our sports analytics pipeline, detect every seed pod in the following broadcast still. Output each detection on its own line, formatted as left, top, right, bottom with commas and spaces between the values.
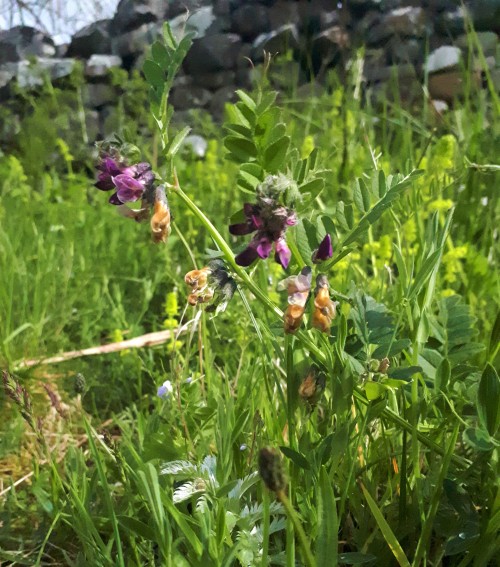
312, 274, 336, 333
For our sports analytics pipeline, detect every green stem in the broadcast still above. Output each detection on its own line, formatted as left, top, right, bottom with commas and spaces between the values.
279, 490, 317, 567
171, 179, 469, 468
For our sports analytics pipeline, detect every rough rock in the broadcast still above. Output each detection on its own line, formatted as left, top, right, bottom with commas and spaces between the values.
14, 58, 77, 89
111, 23, 160, 60
368, 7, 427, 44
85, 55, 123, 79
231, 4, 270, 41
192, 70, 236, 89
425, 45, 462, 74
428, 69, 481, 101
252, 24, 300, 60
209, 85, 238, 120
111, 0, 166, 35
311, 25, 350, 71
170, 84, 211, 110
83, 83, 118, 108
67, 20, 111, 59
184, 33, 242, 74
0, 26, 55, 64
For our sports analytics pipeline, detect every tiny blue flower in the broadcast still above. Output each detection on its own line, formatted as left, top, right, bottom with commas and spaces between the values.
157, 380, 173, 399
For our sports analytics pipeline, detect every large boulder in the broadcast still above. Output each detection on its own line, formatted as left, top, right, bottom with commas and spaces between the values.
231, 4, 270, 41
67, 20, 111, 59
85, 55, 123, 79
0, 26, 55, 64
13, 58, 77, 89
183, 33, 242, 74
111, 0, 167, 35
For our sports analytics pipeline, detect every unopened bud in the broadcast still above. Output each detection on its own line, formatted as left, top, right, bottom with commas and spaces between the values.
258, 447, 287, 494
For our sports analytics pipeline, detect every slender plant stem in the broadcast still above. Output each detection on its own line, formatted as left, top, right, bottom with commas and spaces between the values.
278, 490, 317, 567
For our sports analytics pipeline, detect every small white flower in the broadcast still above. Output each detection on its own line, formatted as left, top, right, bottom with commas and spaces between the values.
157, 380, 173, 399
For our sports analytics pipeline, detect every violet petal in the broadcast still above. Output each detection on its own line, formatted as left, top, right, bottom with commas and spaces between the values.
235, 245, 260, 267
108, 192, 122, 205
275, 238, 291, 269
113, 174, 145, 203
229, 222, 254, 236
312, 234, 333, 263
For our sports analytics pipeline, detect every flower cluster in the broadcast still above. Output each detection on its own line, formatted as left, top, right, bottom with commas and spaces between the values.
229, 175, 298, 269
277, 266, 312, 334
278, 269, 337, 335
184, 259, 237, 315
94, 143, 171, 243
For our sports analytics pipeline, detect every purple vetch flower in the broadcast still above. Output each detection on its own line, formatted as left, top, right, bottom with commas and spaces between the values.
229, 197, 297, 269
312, 234, 333, 263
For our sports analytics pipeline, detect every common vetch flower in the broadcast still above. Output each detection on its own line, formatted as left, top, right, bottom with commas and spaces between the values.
277, 266, 312, 334
229, 175, 298, 269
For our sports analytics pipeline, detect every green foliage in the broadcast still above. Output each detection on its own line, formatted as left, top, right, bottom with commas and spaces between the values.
1, 24, 499, 567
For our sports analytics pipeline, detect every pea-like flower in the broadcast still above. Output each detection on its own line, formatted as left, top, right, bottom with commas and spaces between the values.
312, 234, 333, 263
229, 176, 297, 269
277, 266, 312, 333
312, 274, 337, 333
184, 260, 237, 315
94, 144, 171, 243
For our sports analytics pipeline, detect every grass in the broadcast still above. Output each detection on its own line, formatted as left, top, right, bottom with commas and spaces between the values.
0, 29, 499, 567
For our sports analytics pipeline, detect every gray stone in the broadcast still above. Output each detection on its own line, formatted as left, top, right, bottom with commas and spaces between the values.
170, 85, 211, 110
83, 83, 118, 108
364, 63, 416, 83
231, 4, 270, 41
425, 46, 462, 74
0, 65, 16, 100
84, 109, 101, 143
111, 23, 160, 59
14, 58, 77, 89
368, 6, 427, 44
209, 85, 237, 120
85, 55, 123, 79
67, 20, 111, 59
192, 70, 236, 89
252, 24, 300, 61
168, 0, 211, 19
472, 0, 500, 32
182, 134, 208, 158
268, 0, 300, 29
111, 0, 166, 35
184, 33, 242, 74
386, 37, 423, 66
311, 25, 350, 69
456, 32, 498, 57
0, 26, 55, 64
435, 6, 468, 36
169, 6, 221, 41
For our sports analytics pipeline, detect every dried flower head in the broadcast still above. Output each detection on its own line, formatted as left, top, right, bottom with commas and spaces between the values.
298, 367, 326, 405
184, 260, 236, 314
150, 186, 172, 243
312, 274, 337, 333
258, 446, 287, 494
277, 266, 312, 333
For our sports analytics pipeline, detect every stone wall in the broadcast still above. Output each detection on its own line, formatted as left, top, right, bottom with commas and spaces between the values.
1, 0, 499, 142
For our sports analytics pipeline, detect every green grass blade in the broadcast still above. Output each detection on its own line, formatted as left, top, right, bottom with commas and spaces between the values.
359, 482, 411, 567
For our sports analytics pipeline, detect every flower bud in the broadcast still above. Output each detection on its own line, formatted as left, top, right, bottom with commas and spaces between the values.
258, 447, 287, 494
